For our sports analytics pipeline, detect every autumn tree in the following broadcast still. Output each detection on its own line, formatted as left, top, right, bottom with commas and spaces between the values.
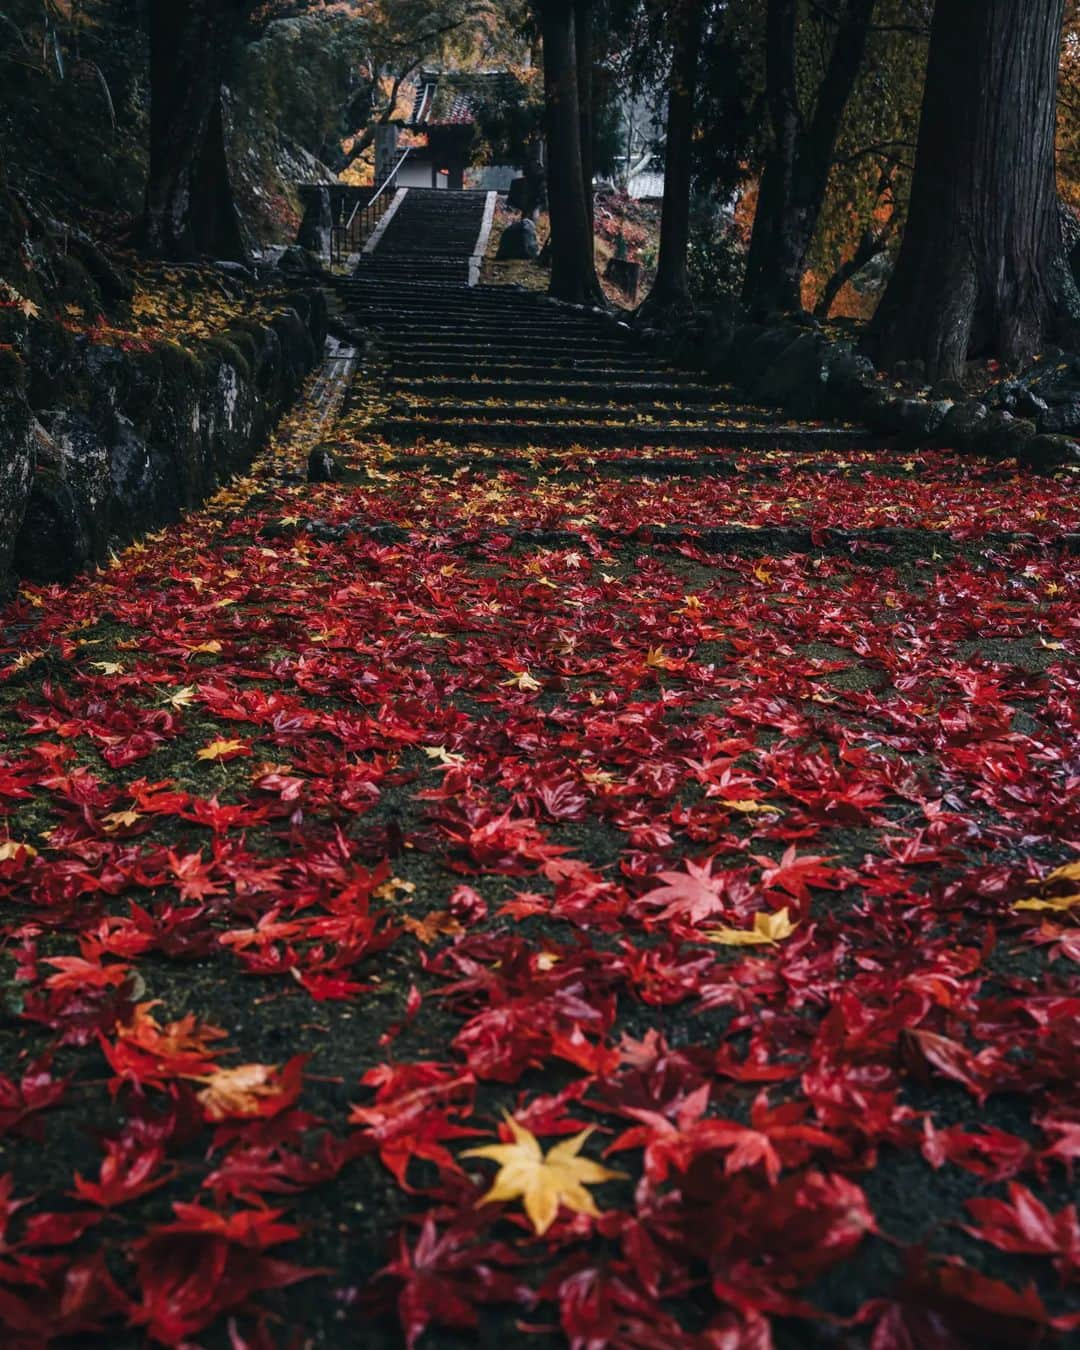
1059, 1, 1080, 209
472, 66, 548, 216
338, 0, 520, 171
871, 0, 1080, 380
741, 0, 878, 316
802, 0, 928, 317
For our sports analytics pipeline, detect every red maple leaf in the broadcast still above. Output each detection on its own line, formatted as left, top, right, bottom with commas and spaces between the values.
635, 858, 733, 924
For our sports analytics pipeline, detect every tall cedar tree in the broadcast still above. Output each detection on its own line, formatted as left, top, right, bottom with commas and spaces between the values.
536, 0, 606, 304
141, 0, 248, 261
636, 0, 706, 322
742, 0, 876, 316
871, 0, 1079, 380
574, 0, 596, 237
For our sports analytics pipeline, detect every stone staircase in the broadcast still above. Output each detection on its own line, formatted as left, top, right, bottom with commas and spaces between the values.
353, 188, 489, 287
335, 188, 876, 455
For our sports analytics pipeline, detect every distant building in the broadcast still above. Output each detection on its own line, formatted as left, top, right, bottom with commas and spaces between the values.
375, 69, 516, 192
627, 171, 665, 201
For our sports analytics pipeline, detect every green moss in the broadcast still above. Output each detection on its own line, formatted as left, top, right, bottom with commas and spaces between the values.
220, 325, 260, 372
157, 339, 202, 387
202, 335, 252, 381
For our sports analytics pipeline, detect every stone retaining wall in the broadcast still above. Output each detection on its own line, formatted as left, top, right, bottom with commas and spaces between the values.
1, 287, 327, 588
633, 308, 1080, 471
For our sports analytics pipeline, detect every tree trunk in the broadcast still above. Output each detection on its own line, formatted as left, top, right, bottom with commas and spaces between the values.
537, 0, 606, 305
871, 0, 1077, 381
636, 0, 705, 322
574, 0, 595, 239
742, 0, 876, 316
141, 0, 247, 261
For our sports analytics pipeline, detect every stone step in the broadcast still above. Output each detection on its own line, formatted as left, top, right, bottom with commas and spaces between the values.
337, 281, 521, 298
356, 254, 475, 266
372, 416, 886, 452
354, 264, 473, 280
357, 251, 477, 261
356, 269, 473, 281
368, 248, 480, 259
345, 313, 610, 338
387, 400, 782, 427
379, 337, 635, 359
343, 302, 588, 326
393, 357, 684, 379
339, 290, 531, 306
385, 377, 731, 404
339, 278, 537, 298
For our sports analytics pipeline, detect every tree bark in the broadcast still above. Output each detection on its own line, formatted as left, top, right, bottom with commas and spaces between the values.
574, 0, 595, 239
140, 0, 247, 261
636, 0, 705, 322
870, 0, 1077, 381
742, 0, 876, 316
537, 0, 606, 305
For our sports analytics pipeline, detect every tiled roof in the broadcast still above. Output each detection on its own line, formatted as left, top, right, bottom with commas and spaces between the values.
405, 70, 510, 129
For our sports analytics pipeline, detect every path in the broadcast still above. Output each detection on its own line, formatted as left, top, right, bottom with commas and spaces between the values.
0, 189, 1077, 1348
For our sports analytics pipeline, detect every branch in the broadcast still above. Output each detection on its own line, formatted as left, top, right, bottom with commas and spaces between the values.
833, 138, 915, 167
813, 210, 897, 317
344, 56, 426, 166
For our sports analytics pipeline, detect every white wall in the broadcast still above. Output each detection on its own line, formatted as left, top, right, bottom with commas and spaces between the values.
396, 159, 451, 189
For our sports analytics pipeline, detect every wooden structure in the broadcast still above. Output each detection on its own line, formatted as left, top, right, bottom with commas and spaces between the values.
375, 69, 511, 193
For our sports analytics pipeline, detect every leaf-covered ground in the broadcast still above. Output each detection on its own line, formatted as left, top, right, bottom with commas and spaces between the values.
1, 360, 1079, 1349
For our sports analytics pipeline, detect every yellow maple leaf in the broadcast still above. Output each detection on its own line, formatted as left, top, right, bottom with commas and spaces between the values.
1014, 893, 1080, 913
402, 910, 464, 945
721, 799, 782, 815
102, 810, 142, 833
373, 876, 417, 902
1016, 862, 1080, 912
0, 840, 37, 862
196, 738, 249, 763
504, 669, 542, 692
89, 661, 124, 676
189, 640, 222, 656
9, 649, 44, 672
163, 685, 198, 709
464, 1114, 624, 1235
705, 907, 799, 946
1044, 861, 1080, 885
423, 745, 466, 768
193, 1062, 292, 1121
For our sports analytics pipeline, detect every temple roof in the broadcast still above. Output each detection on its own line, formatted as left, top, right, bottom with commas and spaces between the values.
405, 69, 511, 130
